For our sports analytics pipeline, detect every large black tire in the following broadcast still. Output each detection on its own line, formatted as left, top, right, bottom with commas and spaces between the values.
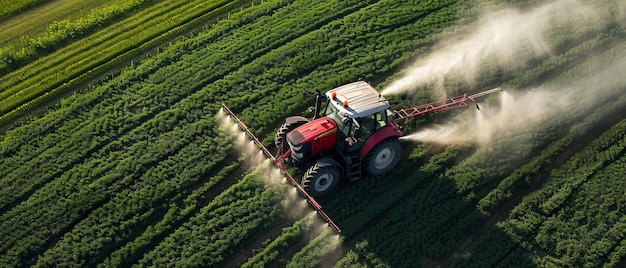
363, 137, 402, 176
274, 116, 308, 156
302, 162, 340, 197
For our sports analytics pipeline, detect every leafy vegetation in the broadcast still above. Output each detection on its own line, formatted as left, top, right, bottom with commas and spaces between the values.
0, 0, 53, 21
0, 0, 625, 267
0, 0, 254, 125
0, 0, 152, 74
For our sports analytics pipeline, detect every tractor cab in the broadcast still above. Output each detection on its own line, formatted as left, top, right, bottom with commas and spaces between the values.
323, 81, 391, 151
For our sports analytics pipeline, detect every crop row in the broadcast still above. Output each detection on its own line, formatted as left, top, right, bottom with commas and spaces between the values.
0, 0, 52, 21
286, 229, 341, 268
453, 33, 626, 213
241, 218, 309, 268
0, 0, 339, 213
0, 0, 294, 168
322, 4, 626, 266
0, 0, 153, 75
136, 171, 282, 267
0, 0, 249, 124
0, 0, 426, 265
452, 116, 626, 267
34, 130, 233, 266
99, 157, 242, 267
0, 116, 232, 266
3, 0, 625, 266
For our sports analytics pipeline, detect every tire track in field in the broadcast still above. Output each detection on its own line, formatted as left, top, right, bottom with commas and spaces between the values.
317, 149, 447, 268
328, 149, 476, 267
259, 139, 462, 267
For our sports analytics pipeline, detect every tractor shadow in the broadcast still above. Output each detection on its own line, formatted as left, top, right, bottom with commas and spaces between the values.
319, 147, 533, 267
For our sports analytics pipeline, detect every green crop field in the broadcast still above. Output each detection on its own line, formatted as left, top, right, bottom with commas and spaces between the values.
1, 0, 625, 267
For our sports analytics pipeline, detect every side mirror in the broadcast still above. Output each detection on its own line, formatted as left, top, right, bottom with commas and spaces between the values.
342, 116, 350, 125
302, 90, 308, 100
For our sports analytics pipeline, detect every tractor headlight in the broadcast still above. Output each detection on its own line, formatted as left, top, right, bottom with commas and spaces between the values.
288, 141, 309, 160
290, 143, 304, 159
291, 143, 302, 152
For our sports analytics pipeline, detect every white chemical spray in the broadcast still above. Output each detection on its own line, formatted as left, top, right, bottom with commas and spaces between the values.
381, 0, 613, 97
217, 108, 323, 222
217, 109, 342, 257
401, 48, 626, 148
383, 0, 626, 149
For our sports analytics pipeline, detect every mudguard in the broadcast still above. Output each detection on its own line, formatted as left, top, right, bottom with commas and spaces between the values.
360, 122, 403, 157
285, 116, 309, 125
316, 157, 344, 176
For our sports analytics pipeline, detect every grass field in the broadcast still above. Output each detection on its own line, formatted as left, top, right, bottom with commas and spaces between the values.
1, 0, 625, 267
0, 0, 133, 46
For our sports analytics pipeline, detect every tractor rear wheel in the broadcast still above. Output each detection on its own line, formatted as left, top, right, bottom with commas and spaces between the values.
302, 162, 340, 197
363, 137, 401, 176
274, 116, 308, 156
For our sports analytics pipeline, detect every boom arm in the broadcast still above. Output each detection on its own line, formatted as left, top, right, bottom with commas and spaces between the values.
392, 87, 502, 122
220, 103, 342, 234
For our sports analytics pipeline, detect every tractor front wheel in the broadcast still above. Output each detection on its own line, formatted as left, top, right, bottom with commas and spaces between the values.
364, 138, 401, 176
302, 162, 340, 197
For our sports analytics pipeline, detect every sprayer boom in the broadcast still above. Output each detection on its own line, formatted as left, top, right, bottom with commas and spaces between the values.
220, 103, 342, 234
392, 87, 502, 122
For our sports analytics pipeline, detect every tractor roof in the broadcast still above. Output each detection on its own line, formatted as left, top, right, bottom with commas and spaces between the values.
325, 81, 390, 118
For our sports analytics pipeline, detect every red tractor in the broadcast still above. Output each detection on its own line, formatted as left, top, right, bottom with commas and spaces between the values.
274, 81, 402, 197
273, 81, 501, 197
221, 81, 501, 233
